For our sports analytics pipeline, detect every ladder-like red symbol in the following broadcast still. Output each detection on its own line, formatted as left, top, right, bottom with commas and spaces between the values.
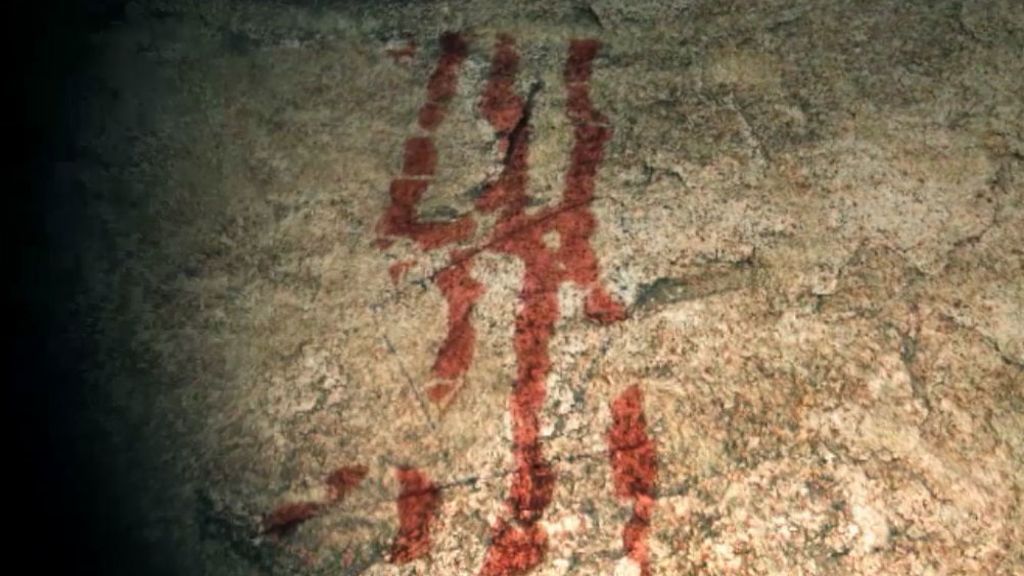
264, 32, 658, 576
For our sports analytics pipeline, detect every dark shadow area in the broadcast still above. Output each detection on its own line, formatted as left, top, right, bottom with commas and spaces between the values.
8, 1, 170, 574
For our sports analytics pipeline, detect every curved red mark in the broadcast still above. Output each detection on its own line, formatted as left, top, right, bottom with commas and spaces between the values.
263, 464, 368, 537
431, 255, 485, 397
325, 465, 369, 502
388, 259, 416, 285
607, 385, 657, 576
377, 32, 476, 251
390, 468, 442, 564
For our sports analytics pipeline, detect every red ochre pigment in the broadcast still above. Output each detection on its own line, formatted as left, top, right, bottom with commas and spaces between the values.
377, 32, 476, 251
431, 254, 484, 384
388, 259, 416, 285
478, 38, 625, 576
419, 32, 469, 131
389, 468, 442, 564
607, 385, 658, 576
375, 34, 624, 572
263, 465, 368, 537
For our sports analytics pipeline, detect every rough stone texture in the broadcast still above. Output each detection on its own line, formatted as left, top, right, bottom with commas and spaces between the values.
66, 0, 1021, 574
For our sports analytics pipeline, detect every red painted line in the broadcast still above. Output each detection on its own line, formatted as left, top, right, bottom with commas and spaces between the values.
377, 32, 476, 252
607, 385, 658, 576
262, 464, 368, 537
430, 253, 485, 398
378, 179, 476, 250
478, 36, 624, 576
389, 467, 443, 564
419, 32, 469, 131
476, 35, 551, 576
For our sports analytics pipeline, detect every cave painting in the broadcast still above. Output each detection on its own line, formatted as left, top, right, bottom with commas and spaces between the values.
264, 32, 659, 575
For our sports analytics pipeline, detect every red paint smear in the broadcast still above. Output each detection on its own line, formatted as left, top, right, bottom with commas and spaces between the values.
389, 467, 442, 564
263, 464, 367, 537
325, 465, 368, 502
402, 137, 437, 176
425, 382, 454, 403
419, 32, 469, 131
432, 252, 485, 385
475, 34, 529, 215
388, 260, 416, 285
263, 501, 322, 537
477, 37, 624, 576
479, 520, 547, 576
607, 385, 657, 576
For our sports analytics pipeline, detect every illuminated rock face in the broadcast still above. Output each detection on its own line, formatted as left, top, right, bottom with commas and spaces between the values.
47, 1, 1024, 575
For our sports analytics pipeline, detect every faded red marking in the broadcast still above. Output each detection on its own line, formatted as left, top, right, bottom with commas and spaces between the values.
419, 32, 469, 131
376, 36, 622, 574
425, 382, 455, 403
607, 385, 658, 576
378, 179, 476, 250
263, 464, 368, 537
325, 465, 368, 502
389, 467, 442, 564
479, 520, 547, 576
476, 35, 529, 215
388, 260, 416, 285
263, 501, 322, 537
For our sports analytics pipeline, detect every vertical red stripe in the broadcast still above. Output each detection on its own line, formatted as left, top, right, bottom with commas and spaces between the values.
389, 468, 442, 564
607, 385, 658, 576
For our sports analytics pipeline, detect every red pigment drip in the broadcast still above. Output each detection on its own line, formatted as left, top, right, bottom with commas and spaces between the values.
425, 381, 455, 403
377, 177, 476, 250
263, 464, 368, 537
388, 260, 416, 285
607, 385, 658, 576
389, 467, 442, 564
478, 37, 625, 576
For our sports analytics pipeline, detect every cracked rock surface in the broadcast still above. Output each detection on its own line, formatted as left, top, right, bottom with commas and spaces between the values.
56, 0, 1022, 574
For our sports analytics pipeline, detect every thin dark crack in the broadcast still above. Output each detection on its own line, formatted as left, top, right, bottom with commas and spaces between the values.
427, 195, 598, 282
502, 79, 544, 167
380, 334, 437, 431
